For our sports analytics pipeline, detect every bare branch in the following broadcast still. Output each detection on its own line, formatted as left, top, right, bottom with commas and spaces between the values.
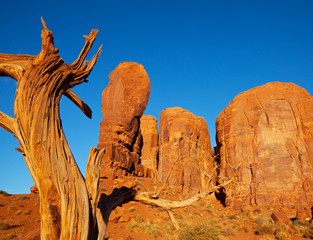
0, 111, 15, 134
71, 30, 99, 70
218, 162, 241, 186
70, 45, 102, 86
134, 190, 213, 210
0, 54, 35, 81
68, 30, 102, 87
34, 18, 59, 65
167, 210, 180, 230
64, 89, 93, 118
134, 163, 241, 210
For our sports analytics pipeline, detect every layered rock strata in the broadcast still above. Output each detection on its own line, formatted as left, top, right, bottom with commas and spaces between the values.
140, 115, 158, 177
216, 82, 313, 209
157, 107, 213, 194
98, 62, 150, 178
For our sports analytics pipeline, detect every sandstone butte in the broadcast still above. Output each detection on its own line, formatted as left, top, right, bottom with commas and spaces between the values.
158, 107, 214, 195
98, 62, 150, 179
140, 115, 159, 177
216, 82, 313, 210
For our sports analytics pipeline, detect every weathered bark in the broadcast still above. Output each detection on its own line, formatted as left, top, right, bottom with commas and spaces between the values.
86, 148, 105, 239
0, 19, 104, 240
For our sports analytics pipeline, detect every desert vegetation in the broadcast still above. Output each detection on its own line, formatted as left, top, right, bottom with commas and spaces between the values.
2, 182, 313, 239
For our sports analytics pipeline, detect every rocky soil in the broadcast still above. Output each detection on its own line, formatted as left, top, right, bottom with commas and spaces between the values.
0, 178, 312, 240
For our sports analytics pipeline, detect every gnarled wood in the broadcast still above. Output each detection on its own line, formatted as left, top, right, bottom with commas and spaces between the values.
85, 147, 105, 239
0, 111, 15, 134
0, 54, 36, 80
0, 19, 102, 240
64, 89, 92, 118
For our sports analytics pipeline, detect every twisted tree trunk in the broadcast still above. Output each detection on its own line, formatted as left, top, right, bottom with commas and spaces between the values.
0, 19, 106, 240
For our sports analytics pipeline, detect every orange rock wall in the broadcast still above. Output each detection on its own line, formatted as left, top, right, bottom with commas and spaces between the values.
216, 82, 313, 209
158, 107, 213, 194
140, 115, 158, 177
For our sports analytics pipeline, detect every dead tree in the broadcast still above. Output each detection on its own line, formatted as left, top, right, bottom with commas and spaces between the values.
0, 19, 136, 240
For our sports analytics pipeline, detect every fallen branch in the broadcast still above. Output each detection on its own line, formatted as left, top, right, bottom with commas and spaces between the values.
166, 210, 180, 230
133, 163, 241, 209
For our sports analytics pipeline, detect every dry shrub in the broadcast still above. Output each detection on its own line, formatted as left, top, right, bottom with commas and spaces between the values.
0, 221, 11, 230
256, 221, 277, 235
139, 220, 162, 239
0, 190, 10, 197
228, 214, 239, 220
128, 206, 135, 212
290, 219, 313, 238
303, 225, 313, 239
239, 225, 249, 233
135, 214, 144, 223
126, 221, 138, 230
22, 210, 31, 215
0, 233, 18, 240
178, 223, 221, 240
255, 215, 291, 239
17, 196, 29, 201
275, 231, 290, 240
164, 222, 175, 234
220, 226, 235, 236
259, 237, 275, 240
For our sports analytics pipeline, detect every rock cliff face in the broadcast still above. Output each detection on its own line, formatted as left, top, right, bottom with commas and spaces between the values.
158, 107, 213, 194
140, 115, 158, 177
98, 62, 150, 178
216, 82, 313, 209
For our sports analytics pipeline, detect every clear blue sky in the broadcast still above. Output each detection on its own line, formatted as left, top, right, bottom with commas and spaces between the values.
0, 1, 312, 194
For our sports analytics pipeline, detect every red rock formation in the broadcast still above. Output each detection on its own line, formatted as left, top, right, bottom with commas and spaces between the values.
98, 62, 150, 178
140, 115, 158, 177
271, 212, 290, 225
216, 82, 313, 209
158, 107, 213, 194
30, 185, 39, 195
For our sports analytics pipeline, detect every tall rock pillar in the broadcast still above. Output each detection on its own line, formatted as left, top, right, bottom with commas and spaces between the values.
158, 107, 213, 195
98, 62, 150, 178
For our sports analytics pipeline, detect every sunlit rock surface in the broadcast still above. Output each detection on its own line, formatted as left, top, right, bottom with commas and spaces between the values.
158, 107, 213, 194
140, 115, 158, 177
216, 82, 313, 209
98, 62, 150, 178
